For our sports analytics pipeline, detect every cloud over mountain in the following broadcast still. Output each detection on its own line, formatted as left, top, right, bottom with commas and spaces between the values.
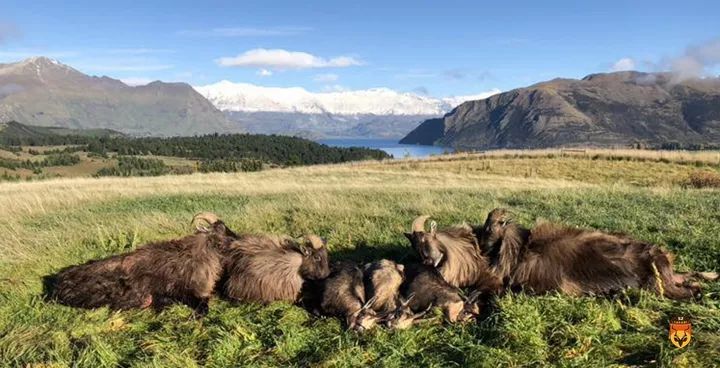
217, 49, 363, 70
669, 38, 720, 81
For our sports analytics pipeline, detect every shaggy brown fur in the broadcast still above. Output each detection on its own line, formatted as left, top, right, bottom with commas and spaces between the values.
44, 213, 236, 315
309, 261, 381, 332
388, 264, 480, 328
363, 259, 405, 314
480, 208, 719, 300
405, 216, 502, 293
222, 234, 330, 304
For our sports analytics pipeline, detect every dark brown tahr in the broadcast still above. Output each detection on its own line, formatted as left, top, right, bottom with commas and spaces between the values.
222, 234, 331, 304
480, 208, 719, 299
309, 261, 381, 332
404, 215, 502, 293
386, 264, 481, 329
44, 212, 236, 315
363, 259, 405, 315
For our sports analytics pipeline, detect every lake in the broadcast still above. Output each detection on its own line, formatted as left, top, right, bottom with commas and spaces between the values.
318, 138, 452, 158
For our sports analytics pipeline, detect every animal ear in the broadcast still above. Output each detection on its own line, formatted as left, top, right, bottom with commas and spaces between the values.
305, 234, 325, 250
299, 244, 311, 256
212, 222, 227, 234
191, 212, 220, 232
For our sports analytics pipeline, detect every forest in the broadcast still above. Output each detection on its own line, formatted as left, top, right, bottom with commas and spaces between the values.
0, 122, 390, 177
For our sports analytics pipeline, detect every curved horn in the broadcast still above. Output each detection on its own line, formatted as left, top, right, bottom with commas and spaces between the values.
411, 215, 430, 233
306, 234, 325, 250
362, 295, 379, 310
191, 212, 221, 229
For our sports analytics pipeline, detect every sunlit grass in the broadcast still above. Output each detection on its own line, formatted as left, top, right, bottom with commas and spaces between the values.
0, 154, 718, 367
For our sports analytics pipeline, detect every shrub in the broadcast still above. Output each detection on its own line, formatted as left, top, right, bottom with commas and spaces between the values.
95, 156, 170, 177
683, 171, 720, 188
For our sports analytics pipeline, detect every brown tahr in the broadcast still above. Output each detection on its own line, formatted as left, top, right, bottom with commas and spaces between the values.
480, 208, 718, 299
404, 215, 502, 293
222, 234, 330, 304
44, 212, 236, 315
363, 259, 405, 315
309, 261, 381, 332
387, 264, 481, 329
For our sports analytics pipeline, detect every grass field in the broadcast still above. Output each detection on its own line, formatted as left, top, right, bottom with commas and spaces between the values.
0, 146, 202, 181
0, 152, 719, 367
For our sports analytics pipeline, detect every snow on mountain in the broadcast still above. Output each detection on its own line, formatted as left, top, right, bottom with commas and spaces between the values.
194, 80, 500, 115
441, 90, 502, 109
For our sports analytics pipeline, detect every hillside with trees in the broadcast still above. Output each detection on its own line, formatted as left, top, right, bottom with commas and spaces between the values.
0, 121, 390, 181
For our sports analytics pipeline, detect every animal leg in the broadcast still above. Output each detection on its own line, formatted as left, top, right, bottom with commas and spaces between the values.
677, 271, 719, 282
187, 295, 210, 317
651, 253, 702, 300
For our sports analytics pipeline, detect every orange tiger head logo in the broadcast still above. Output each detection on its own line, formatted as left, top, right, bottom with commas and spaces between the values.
669, 316, 692, 349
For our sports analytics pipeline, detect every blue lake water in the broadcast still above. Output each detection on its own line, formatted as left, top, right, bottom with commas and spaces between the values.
318, 138, 452, 158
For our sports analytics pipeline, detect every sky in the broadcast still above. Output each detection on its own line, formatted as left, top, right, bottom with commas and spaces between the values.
0, 0, 718, 97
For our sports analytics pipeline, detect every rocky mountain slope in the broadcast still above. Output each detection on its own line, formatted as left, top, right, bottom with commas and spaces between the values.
400, 71, 720, 149
0, 57, 234, 136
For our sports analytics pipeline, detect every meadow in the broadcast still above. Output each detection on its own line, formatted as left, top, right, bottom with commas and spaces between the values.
0, 150, 719, 367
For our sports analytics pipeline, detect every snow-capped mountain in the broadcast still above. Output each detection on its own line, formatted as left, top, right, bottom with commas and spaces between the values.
195, 80, 499, 115
194, 81, 500, 138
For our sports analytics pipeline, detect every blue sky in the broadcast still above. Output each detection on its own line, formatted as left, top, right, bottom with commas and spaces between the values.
0, 0, 718, 97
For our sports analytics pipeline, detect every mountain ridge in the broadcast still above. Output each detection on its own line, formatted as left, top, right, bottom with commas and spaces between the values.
400, 71, 720, 149
0, 57, 235, 136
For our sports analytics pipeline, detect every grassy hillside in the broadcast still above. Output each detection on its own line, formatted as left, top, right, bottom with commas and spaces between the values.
0, 154, 719, 367
0, 121, 125, 144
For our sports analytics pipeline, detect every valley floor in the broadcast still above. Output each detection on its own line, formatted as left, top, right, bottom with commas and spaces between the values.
0, 152, 719, 367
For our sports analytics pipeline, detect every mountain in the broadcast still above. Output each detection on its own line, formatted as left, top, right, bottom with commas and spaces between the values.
400, 71, 720, 149
195, 81, 499, 138
0, 121, 125, 145
0, 57, 234, 136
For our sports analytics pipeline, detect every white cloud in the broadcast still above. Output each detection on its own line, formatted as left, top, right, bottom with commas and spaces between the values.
256, 69, 273, 77
313, 73, 339, 82
669, 38, 720, 81
120, 77, 155, 86
178, 27, 310, 37
611, 58, 636, 72
217, 49, 363, 70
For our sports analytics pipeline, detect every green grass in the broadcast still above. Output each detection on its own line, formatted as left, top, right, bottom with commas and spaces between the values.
0, 156, 719, 367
